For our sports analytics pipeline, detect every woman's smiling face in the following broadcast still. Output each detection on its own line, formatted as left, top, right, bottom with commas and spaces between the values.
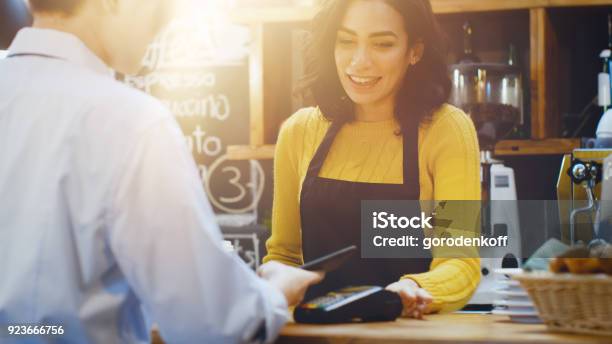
334, 0, 413, 112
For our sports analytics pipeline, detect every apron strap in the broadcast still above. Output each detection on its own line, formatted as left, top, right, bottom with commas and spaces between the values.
402, 122, 420, 200
305, 120, 343, 179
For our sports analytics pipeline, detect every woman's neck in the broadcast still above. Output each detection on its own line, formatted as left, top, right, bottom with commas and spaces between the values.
354, 100, 395, 122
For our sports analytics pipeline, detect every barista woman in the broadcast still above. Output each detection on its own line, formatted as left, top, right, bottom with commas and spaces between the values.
264, 0, 481, 318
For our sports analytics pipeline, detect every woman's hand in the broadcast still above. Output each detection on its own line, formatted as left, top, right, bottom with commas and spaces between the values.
385, 279, 433, 319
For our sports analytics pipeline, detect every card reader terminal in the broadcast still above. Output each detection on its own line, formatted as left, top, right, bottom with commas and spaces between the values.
294, 286, 403, 324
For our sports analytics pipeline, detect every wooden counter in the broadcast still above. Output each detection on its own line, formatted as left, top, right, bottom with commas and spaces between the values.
277, 313, 612, 344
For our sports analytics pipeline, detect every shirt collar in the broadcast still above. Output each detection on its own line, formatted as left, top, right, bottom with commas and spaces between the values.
8, 27, 112, 76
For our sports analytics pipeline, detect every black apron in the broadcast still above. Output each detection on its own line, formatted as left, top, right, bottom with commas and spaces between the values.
300, 119, 432, 297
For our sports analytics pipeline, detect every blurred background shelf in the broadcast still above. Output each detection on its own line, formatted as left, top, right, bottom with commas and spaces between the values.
227, 145, 276, 160
494, 138, 581, 156
229, 0, 612, 24
226, 139, 582, 160
431, 0, 612, 13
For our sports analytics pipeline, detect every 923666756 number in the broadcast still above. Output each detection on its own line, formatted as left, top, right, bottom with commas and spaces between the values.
4, 325, 64, 337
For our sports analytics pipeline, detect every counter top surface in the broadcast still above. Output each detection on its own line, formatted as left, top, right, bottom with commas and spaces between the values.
277, 313, 612, 344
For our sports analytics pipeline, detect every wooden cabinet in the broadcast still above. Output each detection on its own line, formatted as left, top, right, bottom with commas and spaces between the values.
227, 0, 611, 160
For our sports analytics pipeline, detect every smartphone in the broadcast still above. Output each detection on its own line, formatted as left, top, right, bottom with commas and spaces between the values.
299, 245, 357, 272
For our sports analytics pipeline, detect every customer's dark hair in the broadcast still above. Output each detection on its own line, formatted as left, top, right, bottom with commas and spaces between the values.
28, 0, 83, 15
299, 0, 451, 132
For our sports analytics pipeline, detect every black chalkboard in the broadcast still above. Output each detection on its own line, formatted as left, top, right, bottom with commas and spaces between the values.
124, 19, 267, 219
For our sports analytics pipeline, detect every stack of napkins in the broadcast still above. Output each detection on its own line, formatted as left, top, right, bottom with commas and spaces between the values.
491, 268, 541, 324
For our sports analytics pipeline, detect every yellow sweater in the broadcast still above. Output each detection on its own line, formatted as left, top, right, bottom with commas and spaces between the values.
264, 104, 481, 313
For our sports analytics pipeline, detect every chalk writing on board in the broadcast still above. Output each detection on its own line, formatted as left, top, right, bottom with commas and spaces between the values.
184, 125, 223, 157
141, 20, 248, 70
124, 72, 216, 93
204, 155, 265, 214
161, 96, 230, 119
125, 18, 264, 216
223, 233, 260, 269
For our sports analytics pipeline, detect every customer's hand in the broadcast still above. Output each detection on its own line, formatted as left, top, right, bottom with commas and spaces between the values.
257, 261, 324, 306
385, 279, 433, 319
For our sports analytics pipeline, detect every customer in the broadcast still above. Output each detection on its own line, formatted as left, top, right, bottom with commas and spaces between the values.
265, 0, 481, 319
0, 1, 322, 343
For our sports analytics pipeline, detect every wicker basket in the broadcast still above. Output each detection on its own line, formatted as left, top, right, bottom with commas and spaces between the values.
513, 272, 612, 336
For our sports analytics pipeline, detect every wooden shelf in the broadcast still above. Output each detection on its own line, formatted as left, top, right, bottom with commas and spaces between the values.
226, 145, 275, 160
229, 1, 612, 24
431, 0, 612, 13
545, 0, 612, 7
434, 0, 537, 13
227, 139, 580, 160
494, 138, 581, 156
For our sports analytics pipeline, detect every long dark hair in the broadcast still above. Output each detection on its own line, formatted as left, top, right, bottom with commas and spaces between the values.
299, 0, 451, 133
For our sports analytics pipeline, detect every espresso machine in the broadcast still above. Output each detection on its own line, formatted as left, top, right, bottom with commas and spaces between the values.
557, 30, 612, 244
558, 18, 612, 246
448, 29, 523, 307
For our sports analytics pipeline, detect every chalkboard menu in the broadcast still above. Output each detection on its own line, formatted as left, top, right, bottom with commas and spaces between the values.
124, 20, 266, 223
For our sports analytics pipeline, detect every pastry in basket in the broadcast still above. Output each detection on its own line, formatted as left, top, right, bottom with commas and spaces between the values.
591, 244, 612, 274
549, 244, 612, 274
564, 258, 602, 274
549, 257, 568, 273
549, 246, 588, 273
600, 258, 612, 274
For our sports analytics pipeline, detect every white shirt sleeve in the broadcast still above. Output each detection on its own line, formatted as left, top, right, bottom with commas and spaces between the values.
105, 116, 288, 343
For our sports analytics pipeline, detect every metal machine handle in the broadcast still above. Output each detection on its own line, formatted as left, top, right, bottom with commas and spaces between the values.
567, 160, 601, 245
569, 182, 595, 245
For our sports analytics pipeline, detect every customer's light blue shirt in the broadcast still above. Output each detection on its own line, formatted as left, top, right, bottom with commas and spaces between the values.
0, 28, 287, 344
